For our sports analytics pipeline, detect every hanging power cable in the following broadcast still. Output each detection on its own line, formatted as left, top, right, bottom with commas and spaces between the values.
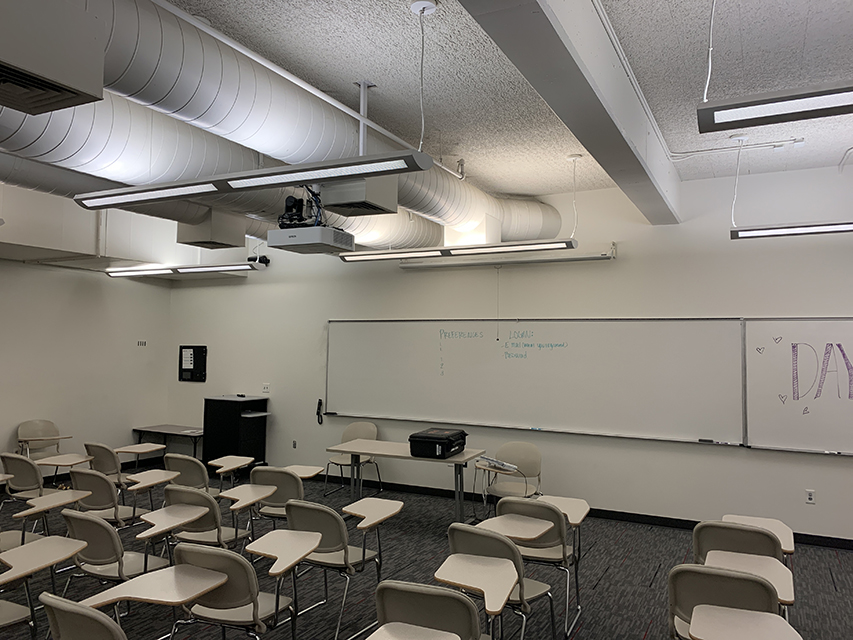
730, 136, 747, 228
568, 154, 581, 239
703, 0, 718, 103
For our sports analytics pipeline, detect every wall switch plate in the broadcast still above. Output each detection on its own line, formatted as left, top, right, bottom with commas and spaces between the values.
805, 489, 816, 505
262, 383, 270, 394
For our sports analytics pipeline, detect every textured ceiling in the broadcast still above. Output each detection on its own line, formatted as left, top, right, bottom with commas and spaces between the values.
600, 0, 853, 180
166, 0, 616, 197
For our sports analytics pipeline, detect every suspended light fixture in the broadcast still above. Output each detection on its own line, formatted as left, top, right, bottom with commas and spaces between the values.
75, 151, 433, 209
339, 238, 578, 262
106, 261, 267, 278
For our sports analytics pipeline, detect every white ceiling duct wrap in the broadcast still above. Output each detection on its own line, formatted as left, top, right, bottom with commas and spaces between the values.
499, 198, 564, 241
94, 0, 560, 240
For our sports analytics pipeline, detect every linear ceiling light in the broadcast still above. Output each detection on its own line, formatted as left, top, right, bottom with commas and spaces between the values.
731, 222, 853, 240
339, 238, 578, 262
698, 81, 853, 133
106, 262, 266, 278
74, 151, 433, 209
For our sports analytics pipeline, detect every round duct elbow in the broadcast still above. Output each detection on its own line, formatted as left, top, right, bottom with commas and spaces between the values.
327, 209, 443, 249
499, 198, 562, 241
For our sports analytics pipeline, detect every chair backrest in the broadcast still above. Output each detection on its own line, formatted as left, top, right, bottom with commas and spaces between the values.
376, 580, 481, 640
18, 420, 60, 457
164, 485, 222, 541
667, 564, 779, 637
173, 543, 264, 632
693, 521, 784, 564
84, 443, 121, 477
341, 421, 378, 443
40, 592, 128, 640
164, 454, 210, 490
250, 466, 303, 508
496, 497, 567, 556
0, 452, 44, 494
494, 441, 541, 481
61, 509, 127, 579
447, 522, 527, 608
286, 500, 351, 570
70, 468, 119, 513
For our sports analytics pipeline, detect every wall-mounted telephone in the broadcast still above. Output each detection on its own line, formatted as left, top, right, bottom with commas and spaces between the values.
179, 345, 207, 382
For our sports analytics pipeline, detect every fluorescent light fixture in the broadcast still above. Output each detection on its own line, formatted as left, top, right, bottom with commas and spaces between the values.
340, 250, 444, 262
400, 242, 617, 269
449, 241, 572, 255
228, 159, 408, 189
698, 81, 853, 133
175, 264, 254, 273
339, 238, 578, 263
105, 261, 266, 278
80, 184, 217, 208
74, 151, 433, 209
731, 222, 853, 239
106, 269, 174, 277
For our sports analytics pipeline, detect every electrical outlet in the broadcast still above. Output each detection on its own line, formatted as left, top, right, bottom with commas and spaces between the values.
805, 489, 816, 505
262, 383, 270, 394
292, 440, 297, 449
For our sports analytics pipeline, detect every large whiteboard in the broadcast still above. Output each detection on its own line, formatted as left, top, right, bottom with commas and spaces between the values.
326, 319, 744, 443
746, 319, 853, 453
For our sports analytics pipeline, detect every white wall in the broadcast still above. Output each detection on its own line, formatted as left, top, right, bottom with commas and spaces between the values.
164, 165, 853, 539
0, 259, 173, 454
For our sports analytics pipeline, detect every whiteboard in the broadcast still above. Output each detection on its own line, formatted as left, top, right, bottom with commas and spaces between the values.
746, 319, 853, 453
326, 319, 744, 443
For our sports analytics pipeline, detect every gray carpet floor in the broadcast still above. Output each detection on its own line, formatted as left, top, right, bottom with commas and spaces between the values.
1, 475, 850, 639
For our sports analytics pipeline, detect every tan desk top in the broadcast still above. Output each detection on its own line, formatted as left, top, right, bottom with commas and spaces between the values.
434, 553, 517, 616
476, 513, 553, 541
0, 536, 87, 586
689, 604, 802, 640
536, 495, 591, 527
219, 484, 276, 511
137, 505, 209, 541
475, 460, 518, 476
133, 425, 203, 436
284, 465, 324, 479
208, 455, 254, 475
127, 469, 180, 492
81, 564, 227, 608
245, 530, 322, 576
343, 497, 404, 530
18, 435, 73, 442
704, 551, 794, 605
0, 474, 13, 483
36, 453, 92, 467
327, 439, 484, 465
722, 515, 795, 555
13, 490, 92, 520
115, 443, 167, 455
367, 622, 461, 640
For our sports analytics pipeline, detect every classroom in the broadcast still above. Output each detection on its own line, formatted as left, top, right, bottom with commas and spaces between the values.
1, 1, 852, 639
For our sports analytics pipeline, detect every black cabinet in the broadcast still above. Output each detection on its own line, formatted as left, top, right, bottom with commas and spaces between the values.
202, 395, 269, 465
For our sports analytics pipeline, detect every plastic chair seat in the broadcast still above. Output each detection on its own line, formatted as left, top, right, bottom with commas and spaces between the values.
515, 543, 570, 564
78, 552, 169, 580
174, 526, 250, 546
0, 530, 43, 552
673, 614, 690, 639
204, 486, 220, 498
509, 578, 551, 610
258, 505, 287, 518
328, 453, 375, 467
305, 545, 378, 570
190, 591, 292, 627
0, 599, 30, 626
488, 480, 537, 498
85, 505, 148, 523
9, 488, 60, 501
105, 472, 131, 486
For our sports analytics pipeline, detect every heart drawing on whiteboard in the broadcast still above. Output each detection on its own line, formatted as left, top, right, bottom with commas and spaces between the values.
756, 347, 765, 354
773, 336, 783, 343
779, 394, 787, 404
803, 407, 810, 415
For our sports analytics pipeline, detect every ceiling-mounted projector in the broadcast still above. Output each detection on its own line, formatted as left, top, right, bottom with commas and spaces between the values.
267, 227, 355, 255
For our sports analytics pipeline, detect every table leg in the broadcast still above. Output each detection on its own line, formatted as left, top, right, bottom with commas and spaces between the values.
192, 436, 200, 459
453, 463, 465, 522
566, 524, 582, 637
23, 579, 37, 639
143, 540, 149, 572
349, 455, 360, 502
